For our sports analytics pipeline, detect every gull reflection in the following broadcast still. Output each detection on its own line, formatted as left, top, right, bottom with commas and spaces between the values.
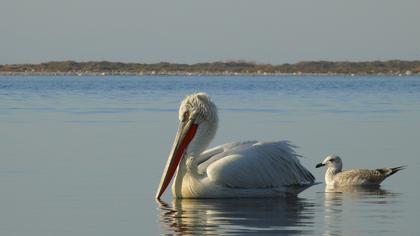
157, 197, 314, 235
322, 185, 398, 236
325, 185, 390, 195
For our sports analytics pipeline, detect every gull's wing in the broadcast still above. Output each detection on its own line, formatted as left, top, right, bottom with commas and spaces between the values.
334, 169, 385, 185
197, 141, 315, 188
334, 166, 405, 185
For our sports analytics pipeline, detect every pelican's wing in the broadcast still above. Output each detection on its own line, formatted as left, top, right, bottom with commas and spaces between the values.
197, 141, 258, 172
198, 141, 315, 188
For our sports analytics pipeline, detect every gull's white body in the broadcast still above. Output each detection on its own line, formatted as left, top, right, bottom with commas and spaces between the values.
156, 93, 315, 199
316, 154, 404, 187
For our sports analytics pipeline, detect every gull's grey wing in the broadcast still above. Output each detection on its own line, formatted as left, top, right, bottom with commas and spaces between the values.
334, 166, 405, 186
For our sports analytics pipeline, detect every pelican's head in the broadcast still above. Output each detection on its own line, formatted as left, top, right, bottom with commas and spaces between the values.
178, 92, 218, 155
316, 154, 343, 171
156, 92, 218, 199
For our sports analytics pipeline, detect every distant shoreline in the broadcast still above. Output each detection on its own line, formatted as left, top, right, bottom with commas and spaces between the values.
1, 72, 418, 77
1, 60, 419, 76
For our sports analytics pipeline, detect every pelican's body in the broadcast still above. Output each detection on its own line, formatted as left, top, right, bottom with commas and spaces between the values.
316, 154, 405, 186
172, 141, 315, 198
156, 93, 315, 199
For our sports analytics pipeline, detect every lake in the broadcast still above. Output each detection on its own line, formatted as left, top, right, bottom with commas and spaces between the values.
1, 75, 420, 235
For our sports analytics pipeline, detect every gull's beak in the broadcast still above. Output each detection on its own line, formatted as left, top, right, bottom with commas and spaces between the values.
315, 163, 325, 168
156, 119, 198, 199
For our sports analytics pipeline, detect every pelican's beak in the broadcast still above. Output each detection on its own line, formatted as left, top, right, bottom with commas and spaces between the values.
156, 119, 198, 199
315, 163, 325, 168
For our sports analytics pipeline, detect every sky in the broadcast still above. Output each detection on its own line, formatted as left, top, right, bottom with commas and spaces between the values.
1, 0, 420, 64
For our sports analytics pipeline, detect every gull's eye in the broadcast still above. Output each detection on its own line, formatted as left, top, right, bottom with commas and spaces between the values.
329, 159, 335, 162
182, 111, 190, 122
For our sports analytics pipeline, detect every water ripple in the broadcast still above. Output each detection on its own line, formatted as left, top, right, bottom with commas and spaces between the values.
157, 198, 315, 235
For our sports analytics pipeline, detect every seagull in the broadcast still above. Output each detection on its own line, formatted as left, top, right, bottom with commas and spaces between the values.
156, 92, 315, 199
315, 154, 405, 186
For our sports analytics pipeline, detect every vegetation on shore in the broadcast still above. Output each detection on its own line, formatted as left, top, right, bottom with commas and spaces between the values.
1, 60, 419, 76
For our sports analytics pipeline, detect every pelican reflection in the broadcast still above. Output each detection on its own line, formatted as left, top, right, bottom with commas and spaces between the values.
157, 198, 315, 235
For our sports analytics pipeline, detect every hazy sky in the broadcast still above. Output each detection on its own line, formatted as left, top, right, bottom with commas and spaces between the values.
1, 0, 419, 64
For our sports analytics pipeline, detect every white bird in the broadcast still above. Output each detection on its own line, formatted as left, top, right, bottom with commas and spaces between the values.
156, 92, 315, 199
316, 154, 405, 186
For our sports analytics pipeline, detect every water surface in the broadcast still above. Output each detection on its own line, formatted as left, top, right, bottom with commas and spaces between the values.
1, 75, 419, 235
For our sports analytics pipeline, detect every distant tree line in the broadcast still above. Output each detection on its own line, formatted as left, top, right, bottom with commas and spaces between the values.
1, 60, 419, 75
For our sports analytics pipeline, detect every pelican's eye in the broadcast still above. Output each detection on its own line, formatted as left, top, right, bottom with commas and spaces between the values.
182, 111, 190, 122
329, 159, 335, 162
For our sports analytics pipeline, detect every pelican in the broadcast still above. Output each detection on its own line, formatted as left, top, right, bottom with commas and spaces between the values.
316, 154, 405, 186
156, 92, 315, 199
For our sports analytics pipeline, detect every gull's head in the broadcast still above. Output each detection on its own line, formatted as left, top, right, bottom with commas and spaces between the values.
316, 154, 342, 170
156, 92, 218, 199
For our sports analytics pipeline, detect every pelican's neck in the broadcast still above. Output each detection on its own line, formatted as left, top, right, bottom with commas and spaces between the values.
172, 119, 218, 197
325, 167, 341, 185
188, 119, 218, 155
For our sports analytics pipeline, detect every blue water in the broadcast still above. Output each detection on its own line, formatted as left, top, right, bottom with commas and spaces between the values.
1, 75, 420, 235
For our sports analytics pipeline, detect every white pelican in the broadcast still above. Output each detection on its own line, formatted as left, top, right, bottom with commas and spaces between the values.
316, 154, 405, 186
156, 92, 315, 199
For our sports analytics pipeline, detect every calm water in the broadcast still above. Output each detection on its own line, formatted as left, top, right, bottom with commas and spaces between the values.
1, 75, 420, 235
